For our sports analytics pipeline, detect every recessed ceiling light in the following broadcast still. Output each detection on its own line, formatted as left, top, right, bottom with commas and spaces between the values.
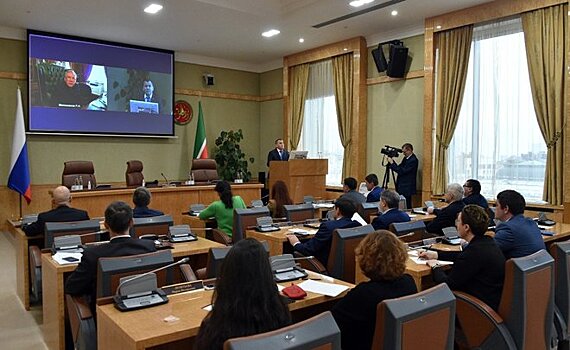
436, 25, 442, 29
349, 0, 374, 8
391, 10, 398, 16
144, 4, 163, 14
262, 29, 280, 38
299, 38, 305, 43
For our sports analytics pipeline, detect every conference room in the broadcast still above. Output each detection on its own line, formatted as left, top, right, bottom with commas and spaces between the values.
1, 0, 569, 349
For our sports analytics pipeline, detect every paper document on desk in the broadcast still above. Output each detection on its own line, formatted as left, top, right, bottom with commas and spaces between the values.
288, 228, 316, 236
313, 203, 334, 209
297, 280, 349, 297
351, 212, 367, 226
52, 252, 83, 265
409, 256, 453, 266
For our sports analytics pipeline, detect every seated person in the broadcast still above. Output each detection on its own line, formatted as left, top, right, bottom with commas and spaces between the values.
194, 238, 291, 350
51, 69, 97, 108
339, 177, 366, 206
23, 185, 89, 238
198, 181, 246, 237
64, 201, 156, 313
462, 179, 494, 221
267, 180, 293, 219
371, 189, 410, 230
286, 198, 361, 266
426, 183, 465, 235
332, 230, 417, 350
420, 205, 505, 311
364, 173, 383, 203
132, 186, 164, 218
493, 189, 545, 259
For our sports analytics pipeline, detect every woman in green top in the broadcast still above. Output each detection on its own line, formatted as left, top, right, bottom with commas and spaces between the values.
199, 181, 246, 237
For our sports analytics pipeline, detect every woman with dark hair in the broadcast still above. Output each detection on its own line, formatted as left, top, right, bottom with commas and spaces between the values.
331, 230, 417, 350
194, 238, 291, 350
268, 180, 293, 218
199, 181, 246, 237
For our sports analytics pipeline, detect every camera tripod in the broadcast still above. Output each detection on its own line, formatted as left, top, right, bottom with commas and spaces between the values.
381, 159, 397, 189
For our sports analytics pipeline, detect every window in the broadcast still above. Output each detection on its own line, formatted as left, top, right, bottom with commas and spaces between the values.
298, 59, 344, 186
448, 17, 547, 202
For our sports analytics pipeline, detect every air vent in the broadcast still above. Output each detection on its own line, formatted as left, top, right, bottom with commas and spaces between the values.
313, 0, 405, 28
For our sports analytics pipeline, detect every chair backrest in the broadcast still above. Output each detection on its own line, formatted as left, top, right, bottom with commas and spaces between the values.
96, 250, 173, 298
205, 242, 270, 279
284, 203, 314, 222
62, 161, 97, 188
389, 220, 426, 243
37, 62, 66, 104
498, 249, 554, 350
233, 207, 270, 243
224, 311, 341, 350
372, 284, 456, 350
357, 202, 379, 223
550, 241, 570, 339
125, 160, 144, 187
191, 159, 219, 183
327, 224, 375, 282
45, 219, 102, 248
130, 215, 173, 238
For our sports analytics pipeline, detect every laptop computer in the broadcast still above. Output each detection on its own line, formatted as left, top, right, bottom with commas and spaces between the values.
442, 227, 462, 245
129, 100, 159, 114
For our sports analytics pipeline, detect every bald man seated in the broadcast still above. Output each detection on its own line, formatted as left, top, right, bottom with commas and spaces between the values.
23, 186, 90, 238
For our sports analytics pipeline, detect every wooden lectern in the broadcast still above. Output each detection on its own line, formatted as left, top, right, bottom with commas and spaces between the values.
268, 159, 328, 204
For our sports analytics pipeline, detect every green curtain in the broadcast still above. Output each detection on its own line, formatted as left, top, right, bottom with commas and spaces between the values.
288, 64, 310, 150
332, 53, 354, 179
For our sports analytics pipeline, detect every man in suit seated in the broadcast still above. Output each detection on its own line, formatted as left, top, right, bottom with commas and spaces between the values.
132, 187, 164, 218
266, 138, 289, 166
23, 186, 90, 238
286, 198, 361, 266
51, 69, 98, 108
493, 189, 545, 259
372, 189, 410, 230
426, 183, 465, 235
462, 179, 494, 221
364, 173, 383, 203
339, 177, 366, 207
64, 201, 156, 313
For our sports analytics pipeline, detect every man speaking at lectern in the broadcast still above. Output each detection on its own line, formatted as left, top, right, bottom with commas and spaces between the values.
267, 138, 290, 166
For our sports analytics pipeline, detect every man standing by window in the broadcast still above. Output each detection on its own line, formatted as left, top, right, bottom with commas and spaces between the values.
387, 143, 418, 209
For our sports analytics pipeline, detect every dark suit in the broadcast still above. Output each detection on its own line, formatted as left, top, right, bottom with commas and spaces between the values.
331, 275, 417, 350
51, 82, 97, 108
371, 208, 410, 230
64, 236, 156, 313
463, 193, 494, 221
366, 186, 382, 203
23, 205, 90, 238
339, 190, 366, 207
133, 206, 164, 218
267, 148, 290, 167
389, 154, 418, 208
434, 235, 505, 311
293, 217, 361, 266
426, 201, 465, 235
494, 214, 545, 259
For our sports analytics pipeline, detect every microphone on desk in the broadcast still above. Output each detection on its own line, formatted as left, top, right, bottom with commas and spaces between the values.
161, 172, 170, 186
269, 254, 312, 282
113, 257, 190, 312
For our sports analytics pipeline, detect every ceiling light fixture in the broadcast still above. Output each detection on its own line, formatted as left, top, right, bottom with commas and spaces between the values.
299, 38, 305, 43
391, 10, 398, 16
144, 4, 163, 14
349, 0, 374, 8
262, 29, 280, 38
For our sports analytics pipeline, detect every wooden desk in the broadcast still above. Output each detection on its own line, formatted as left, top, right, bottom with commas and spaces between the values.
70, 183, 262, 226
246, 226, 317, 256
97, 271, 353, 350
540, 222, 570, 244
180, 215, 216, 238
6, 220, 43, 311
42, 238, 225, 350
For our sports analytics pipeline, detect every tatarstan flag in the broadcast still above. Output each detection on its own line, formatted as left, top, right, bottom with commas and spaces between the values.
192, 101, 209, 159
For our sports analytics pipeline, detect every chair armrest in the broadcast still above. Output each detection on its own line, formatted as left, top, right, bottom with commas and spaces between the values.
293, 251, 327, 275
454, 291, 516, 349
29, 245, 42, 268
180, 264, 198, 282
212, 229, 232, 246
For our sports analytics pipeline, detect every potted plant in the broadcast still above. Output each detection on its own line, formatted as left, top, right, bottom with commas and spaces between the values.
213, 129, 254, 182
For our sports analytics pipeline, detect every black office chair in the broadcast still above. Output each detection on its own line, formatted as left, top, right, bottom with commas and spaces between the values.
388, 220, 427, 243
284, 203, 314, 222
550, 242, 570, 348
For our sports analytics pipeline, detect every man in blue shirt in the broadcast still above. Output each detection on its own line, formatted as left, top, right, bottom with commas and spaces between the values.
494, 189, 545, 259
364, 173, 382, 203
371, 189, 410, 230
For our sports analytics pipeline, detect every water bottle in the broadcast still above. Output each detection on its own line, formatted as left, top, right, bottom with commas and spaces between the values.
142, 179, 146, 187
79, 176, 83, 190
398, 195, 407, 210
87, 180, 92, 190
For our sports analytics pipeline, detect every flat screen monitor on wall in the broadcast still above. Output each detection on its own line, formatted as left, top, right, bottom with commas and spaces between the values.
28, 30, 174, 137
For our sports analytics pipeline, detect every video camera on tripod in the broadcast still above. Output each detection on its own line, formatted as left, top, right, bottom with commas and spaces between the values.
380, 145, 402, 158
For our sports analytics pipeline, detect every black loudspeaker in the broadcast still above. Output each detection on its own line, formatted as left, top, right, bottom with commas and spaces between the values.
258, 171, 266, 185
387, 45, 408, 78
371, 45, 387, 73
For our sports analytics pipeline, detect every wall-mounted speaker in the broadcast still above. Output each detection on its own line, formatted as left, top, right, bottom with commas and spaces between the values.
203, 74, 215, 86
387, 45, 408, 78
371, 45, 387, 73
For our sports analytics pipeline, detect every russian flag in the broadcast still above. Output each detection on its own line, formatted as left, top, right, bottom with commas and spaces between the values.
8, 87, 31, 204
